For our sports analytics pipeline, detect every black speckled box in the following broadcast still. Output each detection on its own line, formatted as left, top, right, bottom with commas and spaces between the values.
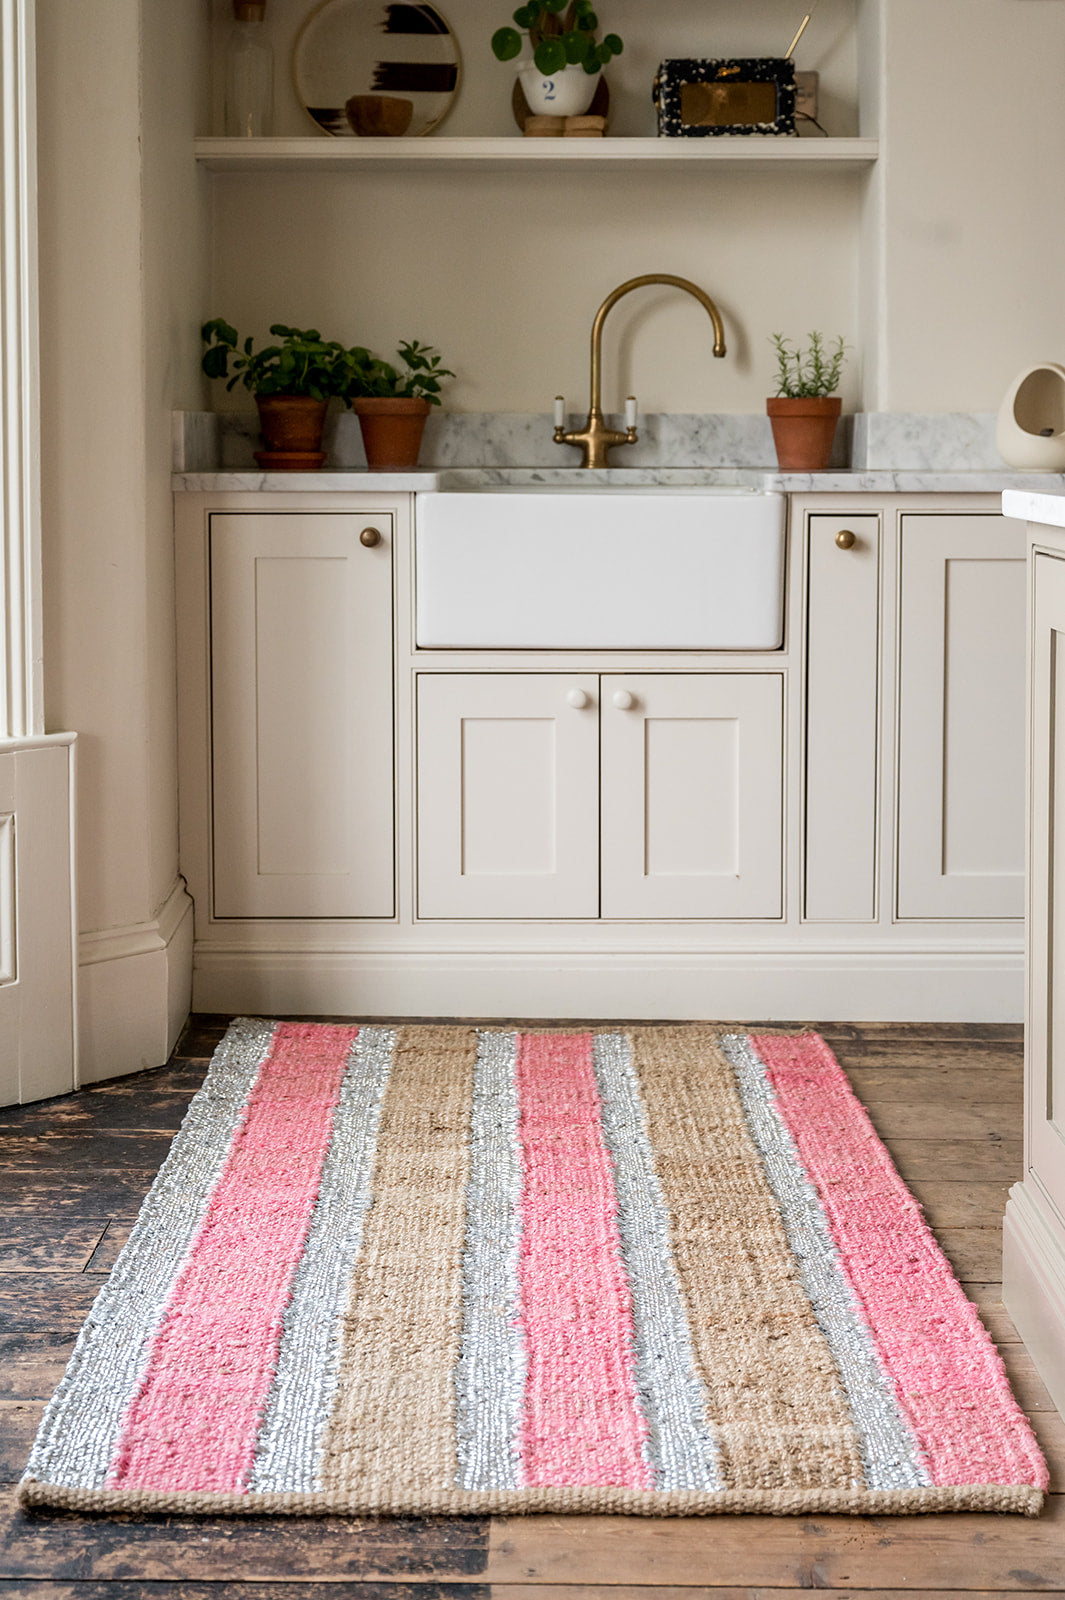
654, 58, 797, 137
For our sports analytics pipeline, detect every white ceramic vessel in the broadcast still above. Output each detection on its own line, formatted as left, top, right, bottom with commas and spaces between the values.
415, 489, 787, 649
519, 62, 600, 117
997, 362, 1065, 470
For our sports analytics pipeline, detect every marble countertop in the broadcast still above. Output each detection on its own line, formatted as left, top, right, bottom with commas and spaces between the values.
1002, 489, 1065, 529
174, 467, 1065, 494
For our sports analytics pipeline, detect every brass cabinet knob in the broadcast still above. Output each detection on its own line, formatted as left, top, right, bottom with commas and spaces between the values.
835, 529, 857, 550
360, 526, 382, 548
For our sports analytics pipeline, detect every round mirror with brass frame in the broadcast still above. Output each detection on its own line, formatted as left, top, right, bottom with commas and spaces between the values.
294, 0, 461, 138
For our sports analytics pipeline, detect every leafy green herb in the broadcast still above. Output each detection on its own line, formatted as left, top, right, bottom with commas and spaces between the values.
200, 320, 353, 401
344, 340, 455, 406
491, 0, 622, 76
770, 331, 848, 398
201, 322, 455, 407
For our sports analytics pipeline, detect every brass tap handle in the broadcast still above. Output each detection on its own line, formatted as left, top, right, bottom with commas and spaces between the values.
360, 526, 382, 548
835, 529, 857, 550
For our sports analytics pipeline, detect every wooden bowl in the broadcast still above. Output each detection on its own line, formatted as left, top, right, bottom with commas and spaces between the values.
345, 95, 414, 137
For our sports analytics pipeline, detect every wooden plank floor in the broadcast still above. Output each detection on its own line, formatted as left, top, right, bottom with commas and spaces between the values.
0, 1017, 1061, 1599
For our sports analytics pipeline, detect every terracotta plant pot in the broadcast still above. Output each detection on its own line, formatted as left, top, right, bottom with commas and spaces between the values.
254, 394, 328, 470
766, 395, 842, 471
352, 397, 431, 470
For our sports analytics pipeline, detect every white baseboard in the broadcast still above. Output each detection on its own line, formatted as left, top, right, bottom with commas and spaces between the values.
1003, 1182, 1065, 1421
191, 943, 1024, 1022
78, 880, 194, 1084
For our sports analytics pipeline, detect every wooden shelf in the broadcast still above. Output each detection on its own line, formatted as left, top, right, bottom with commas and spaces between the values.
194, 135, 878, 173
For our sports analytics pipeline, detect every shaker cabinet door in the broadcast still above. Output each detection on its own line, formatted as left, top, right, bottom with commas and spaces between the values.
416, 673, 600, 919
599, 673, 784, 920
209, 512, 395, 919
1027, 550, 1065, 1220
804, 514, 881, 921
896, 513, 1026, 919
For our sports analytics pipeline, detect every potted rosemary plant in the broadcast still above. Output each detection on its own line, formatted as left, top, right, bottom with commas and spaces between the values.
767, 332, 848, 471
491, 0, 623, 118
201, 319, 354, 468
345, 340, 454, 470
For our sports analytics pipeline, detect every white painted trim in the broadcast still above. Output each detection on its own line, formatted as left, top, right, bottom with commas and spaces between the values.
77, 880, 193, 1085
79, 877, 193, 968
1, 0, 43, 738
1003, 1182, 1065, 1422
190, 943, 1024, 1023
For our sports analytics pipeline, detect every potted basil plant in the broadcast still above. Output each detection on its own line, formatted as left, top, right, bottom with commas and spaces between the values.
492, 0, 623, 118
767, 332, 848, 471
201, 319, 354, 469
345, 340, 454, 470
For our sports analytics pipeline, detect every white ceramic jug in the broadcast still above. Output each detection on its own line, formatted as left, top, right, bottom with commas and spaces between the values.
997, 363, 1065, 470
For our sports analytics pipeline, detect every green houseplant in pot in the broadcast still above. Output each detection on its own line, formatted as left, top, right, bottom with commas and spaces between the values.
767, 332, 847, 471
491, 0, 623, 119
345, 340, 454, 470
201, 319, 354, 468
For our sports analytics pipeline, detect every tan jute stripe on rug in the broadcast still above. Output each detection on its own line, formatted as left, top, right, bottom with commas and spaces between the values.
628, 1025, 867, 1490
319, 1025, 478, 1499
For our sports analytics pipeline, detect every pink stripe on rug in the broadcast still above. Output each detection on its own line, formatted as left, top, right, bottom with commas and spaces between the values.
515, 1032, 651, 1489
106, 1022, 359, 1493
749, 1032, 1048, 1492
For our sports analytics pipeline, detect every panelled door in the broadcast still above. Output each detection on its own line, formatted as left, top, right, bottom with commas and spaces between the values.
1027, 549, 1065, 1224
209, 512, 395, 919
416, 673, 600, 919
804, 514, 881, 921
897, 513, 1026, 919
599, 674, 784, 920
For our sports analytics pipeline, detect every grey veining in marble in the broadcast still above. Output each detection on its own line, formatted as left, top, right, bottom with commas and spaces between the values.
174, 465, 1065, 495
852, 412, 1002, 471
173, 408, 1043, 484
175, 409, 834, 472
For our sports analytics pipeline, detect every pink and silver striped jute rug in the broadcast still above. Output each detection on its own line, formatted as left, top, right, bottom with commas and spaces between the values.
21, 1021, 1047, 1517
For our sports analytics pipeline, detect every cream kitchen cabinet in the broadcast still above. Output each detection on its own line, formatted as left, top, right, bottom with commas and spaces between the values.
179, 506, 396, 922
176, 486, 1026, 1022
896, 512, 1027, 920
416, 671, 784, 921
1002, 496, 1065, 1422
804, 513, 882, 922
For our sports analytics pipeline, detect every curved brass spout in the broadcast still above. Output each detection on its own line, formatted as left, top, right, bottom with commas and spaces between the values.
555, 274, 728, 469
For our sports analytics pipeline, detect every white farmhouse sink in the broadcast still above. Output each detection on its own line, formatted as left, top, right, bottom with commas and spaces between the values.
415, 490, 786, 649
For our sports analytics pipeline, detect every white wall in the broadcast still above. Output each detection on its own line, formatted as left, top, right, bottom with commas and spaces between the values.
36, 0, 209, 1078
868, 0, 1065, 413
205, 0, 1065, 416
208, 0, 864, 415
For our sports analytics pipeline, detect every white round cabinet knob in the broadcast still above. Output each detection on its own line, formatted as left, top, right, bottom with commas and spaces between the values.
566, 688, 589, 710
612, 689, 635, 711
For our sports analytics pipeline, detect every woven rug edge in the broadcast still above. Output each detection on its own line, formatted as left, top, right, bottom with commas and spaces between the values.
17, 1477, 1044, 1519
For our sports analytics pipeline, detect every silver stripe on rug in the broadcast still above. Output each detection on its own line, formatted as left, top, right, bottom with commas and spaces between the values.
591, 1032, 723, 1492
248, 1026, 397, 1494
21, 1017, 275, 1491
454, 1029, 526, 1491
720, 1033, 932, 1491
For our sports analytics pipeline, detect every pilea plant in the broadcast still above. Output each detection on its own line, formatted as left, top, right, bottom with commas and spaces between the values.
201, 320, 353, 400
770, 331, 848, 398
491, 0, 623, 76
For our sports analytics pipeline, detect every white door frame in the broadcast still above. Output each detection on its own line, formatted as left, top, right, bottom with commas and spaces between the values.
0, 0, 78, 1102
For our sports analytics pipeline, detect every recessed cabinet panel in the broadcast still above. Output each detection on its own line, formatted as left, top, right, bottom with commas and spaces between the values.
600, 674, 784, 920
416, 674, 599, 919
209, 513, 394, 918
1029, 553, 1065, 1220
897, 514, 1026, 919
804, 515, 880, 921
